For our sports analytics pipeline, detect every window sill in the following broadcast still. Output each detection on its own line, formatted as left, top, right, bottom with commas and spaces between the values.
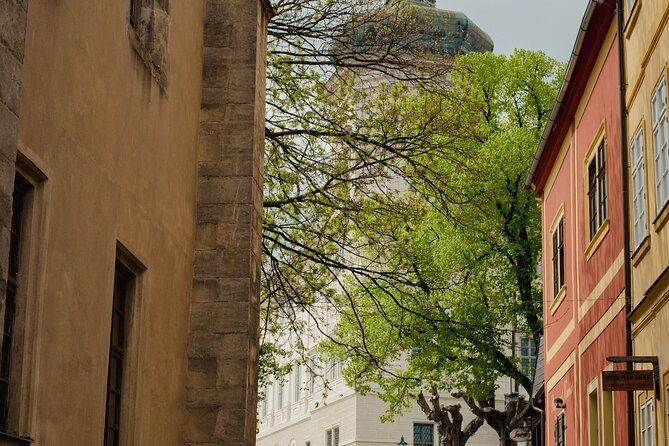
624, 0, 641, 39
550, 286, 567, 316
0, 431, 32, 445
585, 218, 610, 261
653, 200, 669, 233
632, 235, 650, 267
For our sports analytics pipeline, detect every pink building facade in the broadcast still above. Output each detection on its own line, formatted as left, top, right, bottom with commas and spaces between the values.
526, 1, 630, 444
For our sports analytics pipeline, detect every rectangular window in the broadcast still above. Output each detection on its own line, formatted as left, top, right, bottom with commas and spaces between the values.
519, 337, 537, 377
293, 364, 301, 401
602, 390, 614, 446
326, 427, 339, 446
588, 388, 599, 446
555, 413, 566, 446
104, 260, 135, 446
652, 75, 669, 212
631, 127, 648, 247
588, 139, 608, 239
641, 398, 654, 446
329, 359, 342, 380
309, 356, 317, 393
277, 379, 284, 409
0, 173, 32, 432
414, 423, 434, 446
551, 218, 565, 296
261, 384, 268, 416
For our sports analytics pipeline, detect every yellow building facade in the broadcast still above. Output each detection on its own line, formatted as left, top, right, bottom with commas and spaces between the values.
0, 0, 272, 445
624, 0, 669, 444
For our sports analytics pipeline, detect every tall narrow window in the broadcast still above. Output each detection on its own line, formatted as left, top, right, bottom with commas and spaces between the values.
329, 359, 341, 380
652, 75, 669, 212
0, 173, 31, 432
641, 398, 654, 446
326, 427, 339, 446
414, 423, 434, 446
261, 384, 268, 417
309, 356, 317, 393
552, 218, 565, 297
293, 364, 301, 401
588, 139, 608, 239
588, 388, 599, 446
519, 337, 537, 377
555, 413, 566, 446
104, 261, 135, 446
602, 391, 614, 446
277, 378, 284, 409
631, 127, 648, 247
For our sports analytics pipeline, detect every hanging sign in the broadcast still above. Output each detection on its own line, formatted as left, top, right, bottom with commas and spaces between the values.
602, 370, 654, 391
509, 428, 530, 442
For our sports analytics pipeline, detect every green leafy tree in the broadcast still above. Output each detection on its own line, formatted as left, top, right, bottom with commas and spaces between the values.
261, 1, 562, 444
262, 0, 463, 359
321, 50, 562, 446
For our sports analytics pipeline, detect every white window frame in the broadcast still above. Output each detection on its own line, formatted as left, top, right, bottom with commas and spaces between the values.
519, 337, 537, 378
261, 384, 268, 416
293, 365, 301, 401
329, 359, 342, 380
652, 74, 669, 212
277, 379, 284, 409
641, 398, 655, 446
631, 126, 648, 247
326, 427, 339, 446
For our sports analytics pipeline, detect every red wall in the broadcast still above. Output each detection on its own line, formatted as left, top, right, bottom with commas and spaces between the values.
538, 28, 628, 446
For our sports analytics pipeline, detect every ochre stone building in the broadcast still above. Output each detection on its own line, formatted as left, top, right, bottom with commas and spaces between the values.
0, 0, 271, 445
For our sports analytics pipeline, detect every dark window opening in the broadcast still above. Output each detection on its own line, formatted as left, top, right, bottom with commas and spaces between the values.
555, 412, 566, 446
104, 261, 134, 446
0, 173, 31, 432
414, 423, 434, 446
551, 218, 565, 297
588, 140, 608, 240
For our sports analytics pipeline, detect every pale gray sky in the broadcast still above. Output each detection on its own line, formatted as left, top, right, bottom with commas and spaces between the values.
435, 0, 589, 61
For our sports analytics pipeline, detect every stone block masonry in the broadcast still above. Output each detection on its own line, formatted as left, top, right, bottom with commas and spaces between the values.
0, 0, 27, 352
186, 0, 272, 445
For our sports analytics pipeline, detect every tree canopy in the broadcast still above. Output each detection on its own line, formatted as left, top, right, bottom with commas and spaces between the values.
318, 50, 562, 444
261, 1, 563, 444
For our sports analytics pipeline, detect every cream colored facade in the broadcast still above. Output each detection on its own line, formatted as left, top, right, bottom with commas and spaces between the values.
257, 371, 507, 446
624, 0, 669, 444
0, 0, 270, 445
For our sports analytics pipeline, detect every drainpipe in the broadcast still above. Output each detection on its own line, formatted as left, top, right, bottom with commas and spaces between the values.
615, 0, 635, 445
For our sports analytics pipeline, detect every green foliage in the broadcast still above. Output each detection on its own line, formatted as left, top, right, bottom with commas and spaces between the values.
320, 50, 562, 415
262, 0, 563, 431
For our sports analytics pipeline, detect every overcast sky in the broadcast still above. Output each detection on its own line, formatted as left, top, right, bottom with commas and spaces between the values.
435, 0, 589, 61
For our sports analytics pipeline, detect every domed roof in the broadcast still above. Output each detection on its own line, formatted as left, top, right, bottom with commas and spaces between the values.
407, 1, 494, 54
350, 0, 494, 55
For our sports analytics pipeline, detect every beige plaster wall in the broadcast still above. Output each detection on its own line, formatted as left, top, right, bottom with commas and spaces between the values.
15, 0, 206, 444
